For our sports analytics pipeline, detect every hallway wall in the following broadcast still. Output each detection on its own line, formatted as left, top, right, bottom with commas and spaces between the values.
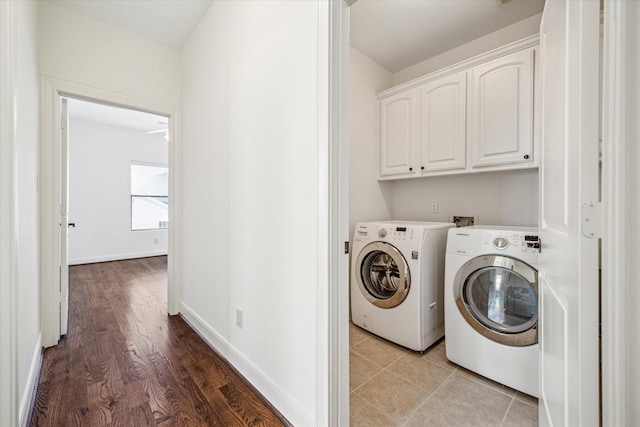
39, 1, 180, 107
15, 1, 41, 423
180, 2, 331, 425
0, 1, 42, 425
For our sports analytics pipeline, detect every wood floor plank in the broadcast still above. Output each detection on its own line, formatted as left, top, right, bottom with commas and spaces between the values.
28, 256, 288, 426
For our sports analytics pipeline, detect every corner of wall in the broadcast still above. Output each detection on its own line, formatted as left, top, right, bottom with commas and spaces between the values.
18, 333, 42, 427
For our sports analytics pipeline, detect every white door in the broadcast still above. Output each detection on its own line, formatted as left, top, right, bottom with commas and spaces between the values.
539, 1, 600, 425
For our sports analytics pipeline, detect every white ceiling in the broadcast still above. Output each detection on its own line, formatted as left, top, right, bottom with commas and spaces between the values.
66, 98, 167, 133
47, 0, 213, 49
350, 0, 545, 72
54, 0, 544, 126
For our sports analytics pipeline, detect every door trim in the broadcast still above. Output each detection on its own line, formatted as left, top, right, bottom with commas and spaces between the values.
40, 77, 182, 347
0, 1, 18, 425
601, 1, 635, 424
325, 1, 350, 425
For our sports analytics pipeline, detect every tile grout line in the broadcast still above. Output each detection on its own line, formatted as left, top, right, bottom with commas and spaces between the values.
498, 396, 516, 426
399, 364, 456, 426
350, 330, 537, 424
351, 389, 398, 426
513, 393, 539, 408
452, 368, 519, 401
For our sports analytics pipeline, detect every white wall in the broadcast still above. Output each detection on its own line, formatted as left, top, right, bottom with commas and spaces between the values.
392, 13, 542, 86
389, 169, 538, 226
39, 1, 180, 106
349, 48, 393, 237
14, 1, 41, 424
68, 119, 168, 264
181, 1, 329, 425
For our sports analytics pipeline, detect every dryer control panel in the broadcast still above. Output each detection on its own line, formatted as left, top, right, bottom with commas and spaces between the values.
481, 232, 539, 265
484, 232, 539, 254
447, 226, 539, 266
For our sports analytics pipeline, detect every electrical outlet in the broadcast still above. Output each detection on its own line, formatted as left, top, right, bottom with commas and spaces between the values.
236, 308, 243, 329
431, 201, 439, 213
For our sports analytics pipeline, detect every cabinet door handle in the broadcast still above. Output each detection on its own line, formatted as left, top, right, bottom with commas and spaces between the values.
524, 154, 530, 159
421, 166, 425, 170
409, 167, 413, 171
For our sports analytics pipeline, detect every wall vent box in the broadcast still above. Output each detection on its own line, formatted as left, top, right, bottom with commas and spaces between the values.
450, 214, 477, 227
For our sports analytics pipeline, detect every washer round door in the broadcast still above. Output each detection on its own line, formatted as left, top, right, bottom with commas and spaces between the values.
454, 255, 538, 346
355, 241, 410, 308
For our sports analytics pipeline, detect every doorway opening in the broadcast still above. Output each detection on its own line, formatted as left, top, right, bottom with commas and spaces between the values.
41, 78, 181, 348
65, 98, 170, 266
62, 97, 171, 332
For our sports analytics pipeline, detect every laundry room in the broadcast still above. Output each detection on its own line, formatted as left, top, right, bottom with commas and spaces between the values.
348, 1, 545, 425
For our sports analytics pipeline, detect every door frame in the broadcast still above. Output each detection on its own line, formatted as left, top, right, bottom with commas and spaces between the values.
40, 77, 182, 347
324, 0, 350, 425
0, 1, 18, 425
601, 1, 638, 424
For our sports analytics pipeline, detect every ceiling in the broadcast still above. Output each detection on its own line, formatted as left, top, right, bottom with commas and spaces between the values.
47, 0, 213, 49
350, 0, 545, 72
54, 0, 544, 126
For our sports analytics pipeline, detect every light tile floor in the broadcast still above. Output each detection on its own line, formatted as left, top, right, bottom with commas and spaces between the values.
349, 323, 538, 427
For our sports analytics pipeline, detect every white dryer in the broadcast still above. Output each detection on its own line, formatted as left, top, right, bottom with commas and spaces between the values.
445, 226, 540, 397
351, 221, 454, 352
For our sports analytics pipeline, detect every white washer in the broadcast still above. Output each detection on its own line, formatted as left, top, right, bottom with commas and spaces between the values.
445, 225, 540, 397
351, 221, 454, 352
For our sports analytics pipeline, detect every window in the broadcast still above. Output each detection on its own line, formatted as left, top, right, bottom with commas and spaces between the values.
131, 163, 168, 231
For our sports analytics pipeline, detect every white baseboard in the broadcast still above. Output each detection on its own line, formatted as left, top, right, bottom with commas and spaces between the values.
19, 333, 42, 427
179, 302, 313, 427
69, 251, 168, 265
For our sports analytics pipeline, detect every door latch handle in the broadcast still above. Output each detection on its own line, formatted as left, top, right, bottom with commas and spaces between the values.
68, 223, 76, 228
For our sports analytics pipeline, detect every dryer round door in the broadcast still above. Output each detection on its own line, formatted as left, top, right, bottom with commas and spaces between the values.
454, 255, 538, 346
355, 241, 410, 308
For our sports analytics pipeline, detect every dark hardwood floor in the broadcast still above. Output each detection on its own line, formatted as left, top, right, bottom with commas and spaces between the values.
30, 256, 287, 427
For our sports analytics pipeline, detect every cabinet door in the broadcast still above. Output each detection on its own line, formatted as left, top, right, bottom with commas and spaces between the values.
468, 49, 534, 168
380, 90, 416, 177
418, 71, 467, 172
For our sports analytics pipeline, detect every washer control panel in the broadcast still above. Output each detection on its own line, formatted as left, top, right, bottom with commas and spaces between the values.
377, 226, 415, 241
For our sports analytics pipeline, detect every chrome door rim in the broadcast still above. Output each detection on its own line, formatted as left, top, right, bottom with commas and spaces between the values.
453, 255, 538, 346
355, 241, 410, 308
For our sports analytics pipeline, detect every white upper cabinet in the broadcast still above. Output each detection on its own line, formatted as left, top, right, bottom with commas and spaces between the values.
418, 71, 467, 172
376, 36, 539, 180
468, 48, 534, 168
380, 90, 416, 177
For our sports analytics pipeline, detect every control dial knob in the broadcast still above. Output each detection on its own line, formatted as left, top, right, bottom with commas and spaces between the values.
493, 237, 509, 249
378, 228, 387, 238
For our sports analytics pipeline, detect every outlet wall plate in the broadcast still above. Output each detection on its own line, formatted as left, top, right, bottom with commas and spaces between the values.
236, 308, 243, 329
